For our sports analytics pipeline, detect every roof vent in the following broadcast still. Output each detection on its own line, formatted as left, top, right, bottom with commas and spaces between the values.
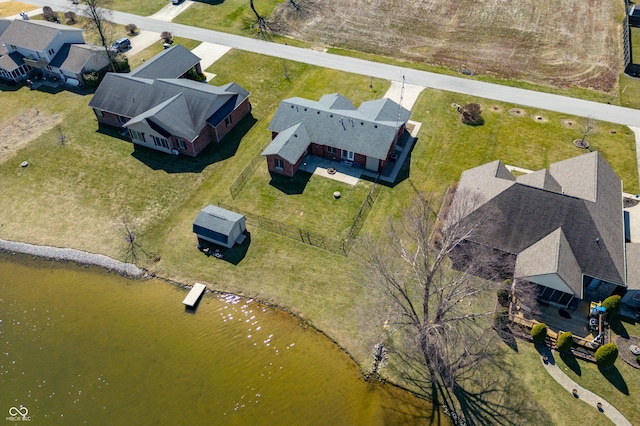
360, 122, 364, 125
317, 111, 320, 114
374, 125, 378, 128
304, 108, 307, 111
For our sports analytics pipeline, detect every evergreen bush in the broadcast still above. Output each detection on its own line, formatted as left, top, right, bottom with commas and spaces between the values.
595, 343, 618, 367
602, 295, 621, 319
531, 323, 547, 343
556, 331, 573, 352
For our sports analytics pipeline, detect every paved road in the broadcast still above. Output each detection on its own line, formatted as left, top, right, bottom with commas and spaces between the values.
21, 0, 640, 127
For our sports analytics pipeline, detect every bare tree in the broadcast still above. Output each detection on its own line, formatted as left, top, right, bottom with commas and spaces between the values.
249, 0, 269, 34
361, 192, 534, 424
80, 0, 116, 72
579, 117, 595, 147
125, 23, 138, 35
458, 103, 483, 126
43, 6, 59, 23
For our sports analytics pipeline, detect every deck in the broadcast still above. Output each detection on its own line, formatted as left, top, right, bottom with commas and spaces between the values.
182, 283, 206, 309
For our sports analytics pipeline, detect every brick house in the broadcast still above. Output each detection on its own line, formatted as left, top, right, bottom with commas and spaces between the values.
88, 45, 250, 157
261, 93, 410, 176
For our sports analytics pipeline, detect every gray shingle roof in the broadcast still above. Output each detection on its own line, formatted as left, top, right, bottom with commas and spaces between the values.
516, 169, 562, 193
0, 51, 23, 71
453, 152, 626, 291
266, 94, 411, 160
0, 19, 83, 52
193, 205, 244, 236
129, 44, 200, 79
88, 72, 248, 141
0, 19, 10, 37
49, 43, 104, 74
261, 122, 310, 163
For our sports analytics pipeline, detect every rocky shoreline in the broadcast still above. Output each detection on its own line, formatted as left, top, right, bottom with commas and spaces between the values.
0, 238, 144, 277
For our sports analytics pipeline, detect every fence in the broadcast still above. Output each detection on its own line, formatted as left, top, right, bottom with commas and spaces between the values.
229, 153, 264, 200
220, 182, 381, 256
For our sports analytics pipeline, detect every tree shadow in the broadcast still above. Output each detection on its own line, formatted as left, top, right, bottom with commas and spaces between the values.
191, 0, 224, 4
560, 352, 581, 376
268, 170, 311, 194
130, 114, 256, 173
598, 365, 629, 395
610, 318, 629, 338
495, 327, 518, 352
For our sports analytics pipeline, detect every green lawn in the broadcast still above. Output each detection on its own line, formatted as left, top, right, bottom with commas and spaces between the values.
110, 0, 168, 16
174, 0, 285, 37
1, 47, 639, 423
229, 167, 373, 241
128, 37, 202, 70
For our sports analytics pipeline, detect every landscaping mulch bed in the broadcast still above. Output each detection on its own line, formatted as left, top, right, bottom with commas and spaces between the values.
614, 335, 640, 369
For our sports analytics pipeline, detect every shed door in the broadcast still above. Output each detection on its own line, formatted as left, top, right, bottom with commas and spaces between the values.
365, 157, 379, 172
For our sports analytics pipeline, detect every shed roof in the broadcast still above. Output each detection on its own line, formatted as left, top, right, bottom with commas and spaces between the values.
193, 205, 245, 236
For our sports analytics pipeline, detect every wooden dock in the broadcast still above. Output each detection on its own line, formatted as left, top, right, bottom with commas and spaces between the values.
183, 283, 206, 309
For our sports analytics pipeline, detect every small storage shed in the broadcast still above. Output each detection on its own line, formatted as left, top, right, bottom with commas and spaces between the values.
193, 205, 246, 248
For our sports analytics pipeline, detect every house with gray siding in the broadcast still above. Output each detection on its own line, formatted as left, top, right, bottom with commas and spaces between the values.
261, 93, 410, 176
447, 152, 640, 308
88, 45, 250, 157
0, 19, 109, 84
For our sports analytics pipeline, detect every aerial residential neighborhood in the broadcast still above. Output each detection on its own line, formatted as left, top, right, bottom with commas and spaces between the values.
2, 0, 640, 424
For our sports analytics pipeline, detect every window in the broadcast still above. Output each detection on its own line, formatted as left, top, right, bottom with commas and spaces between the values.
117, 115, 127, 125
48, 48, 54, 55
327, 146, 337, 154
225, 115, 232, 127
274, 158, 284, 170
178, 139, 186, 150
129, 129, 146, 142
151, 135, 169, 148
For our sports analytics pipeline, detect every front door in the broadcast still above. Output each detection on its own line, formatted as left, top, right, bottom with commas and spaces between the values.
342, 150, 354, 161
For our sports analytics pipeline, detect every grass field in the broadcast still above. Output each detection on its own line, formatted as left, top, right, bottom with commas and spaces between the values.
1, 45, 639, 423
127, 36, 201, 69
0, 1, 37, 17
174, 0, 285, 36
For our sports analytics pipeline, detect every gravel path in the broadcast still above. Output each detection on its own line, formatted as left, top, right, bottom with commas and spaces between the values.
0, 238, 144, 277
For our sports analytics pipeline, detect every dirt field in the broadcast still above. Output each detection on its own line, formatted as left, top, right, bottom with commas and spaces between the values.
271, 0, 625, 92
0, 108, 61, 164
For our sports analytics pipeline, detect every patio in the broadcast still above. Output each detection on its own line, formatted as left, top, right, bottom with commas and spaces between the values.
534, 300, 597, 339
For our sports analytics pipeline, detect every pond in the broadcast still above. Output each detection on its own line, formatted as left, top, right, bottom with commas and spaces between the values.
0, 253, 441, 424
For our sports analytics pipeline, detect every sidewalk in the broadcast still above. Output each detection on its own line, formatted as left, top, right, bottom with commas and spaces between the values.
539, 347, 632, 426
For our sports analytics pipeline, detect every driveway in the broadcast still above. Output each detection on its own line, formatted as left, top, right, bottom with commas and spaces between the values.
151, 0, 193, 22
126, 30, 161, 57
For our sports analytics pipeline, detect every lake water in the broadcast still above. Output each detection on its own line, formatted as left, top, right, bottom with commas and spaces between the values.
0, 253, 440, 424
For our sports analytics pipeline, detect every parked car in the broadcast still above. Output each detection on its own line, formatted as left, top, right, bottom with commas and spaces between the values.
172, 0, 183, 4
110, 38, 131, 53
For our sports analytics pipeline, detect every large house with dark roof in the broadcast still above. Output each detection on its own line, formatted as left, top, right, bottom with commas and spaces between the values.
0, 19, 110, 84
447, 152, 640, 308
88, 45, 250, 157
261, 93, 411, 176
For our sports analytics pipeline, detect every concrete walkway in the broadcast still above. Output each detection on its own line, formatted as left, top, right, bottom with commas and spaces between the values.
539, 348, 632, 426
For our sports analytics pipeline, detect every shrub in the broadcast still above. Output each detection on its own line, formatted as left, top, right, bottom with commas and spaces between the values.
43, 6, 59, 23
595, 343, 618, 367
113, 54, 130, 73
497, 287, 510, 307
125, 24, 138, 35
459, 103, 483, 126
636, 355, 640, 364
602, 295, 621, 319
493, 307, 509, 329
82, 70, 102, 88
531, 323, 547, 342
64, 11, 77, 25
556, 331, 573, 352
161, 31, 173, 43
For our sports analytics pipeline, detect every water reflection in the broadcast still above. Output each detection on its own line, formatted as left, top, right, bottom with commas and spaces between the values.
0, 253, 440, 424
